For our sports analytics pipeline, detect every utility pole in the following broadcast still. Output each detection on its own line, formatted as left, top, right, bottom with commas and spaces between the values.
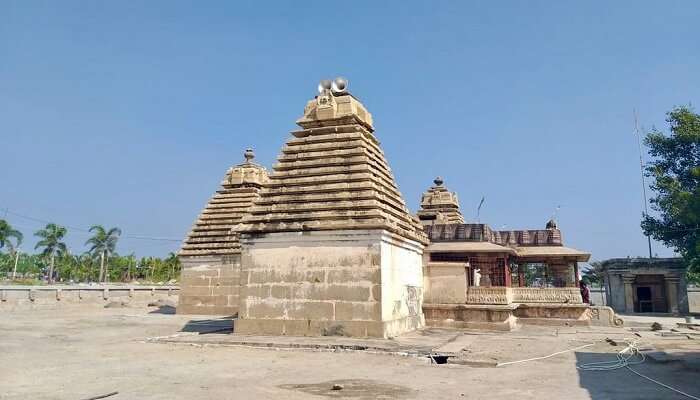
476, 196, 485, 223
634, 109, 653, 258
12, 248, 20, 280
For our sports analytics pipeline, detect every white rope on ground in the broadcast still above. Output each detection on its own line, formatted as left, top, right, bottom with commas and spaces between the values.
626, 366, 700, 400
577, 338, 700, 400
496, 338, 699, 400
496, 343, 596, 367
576, 338, 645, 371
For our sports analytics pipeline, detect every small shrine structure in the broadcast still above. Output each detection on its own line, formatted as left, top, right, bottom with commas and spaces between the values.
600, 258, 689, 315
178, 149, 268, 315
419, 177, 591, 330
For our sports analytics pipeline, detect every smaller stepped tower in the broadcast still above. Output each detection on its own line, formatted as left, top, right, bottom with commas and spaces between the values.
416, 177, 465, 226
177, 149, 268, 315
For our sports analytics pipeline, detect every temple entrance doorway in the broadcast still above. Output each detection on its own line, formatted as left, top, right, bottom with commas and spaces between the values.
633, 274, 667, 313
636, 287, 652, 312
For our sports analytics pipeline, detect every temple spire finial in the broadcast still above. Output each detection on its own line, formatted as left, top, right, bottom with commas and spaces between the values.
244, 148, 255, 163
434, 176, 444, 186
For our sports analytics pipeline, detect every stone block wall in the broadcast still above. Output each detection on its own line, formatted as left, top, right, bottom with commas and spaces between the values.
423, 262, 468, 304
379, 236, 425, 335
237, 230, 424, 338
177, 255, 241, 315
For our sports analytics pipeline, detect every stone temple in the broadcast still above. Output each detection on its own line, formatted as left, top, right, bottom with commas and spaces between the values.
178, 78, 597, 336
178, 149, 268, 315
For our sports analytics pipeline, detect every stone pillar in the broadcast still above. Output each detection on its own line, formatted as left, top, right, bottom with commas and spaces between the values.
665, 274, 680, 315
622, 274, 635, 313
518, 266, 525, 287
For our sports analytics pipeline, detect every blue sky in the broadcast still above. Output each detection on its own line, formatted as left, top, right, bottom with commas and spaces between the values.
1, 1, 698, 261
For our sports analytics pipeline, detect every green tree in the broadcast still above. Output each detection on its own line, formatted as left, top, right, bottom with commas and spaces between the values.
34, 223, 68, 283
163, 252, 181, 282
581, 261, 605, 286
0, 219, 23, 252
85, 225, 121, 283
641, 106, 700, 281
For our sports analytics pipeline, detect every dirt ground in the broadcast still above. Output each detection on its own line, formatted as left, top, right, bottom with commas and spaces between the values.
1, 307, 698, 400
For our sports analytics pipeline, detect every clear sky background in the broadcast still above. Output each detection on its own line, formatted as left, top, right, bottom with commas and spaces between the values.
1, 1, 698, 262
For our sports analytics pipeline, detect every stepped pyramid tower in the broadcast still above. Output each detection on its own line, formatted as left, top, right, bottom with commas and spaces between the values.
177, 149, 268, 315
236, 78, 427, 338
416, 177, 465, 226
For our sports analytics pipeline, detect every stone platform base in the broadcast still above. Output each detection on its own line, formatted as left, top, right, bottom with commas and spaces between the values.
589, 306, 624, 327
237, 230, 425, 339
236, 315, 423, 338
423, 304, 518, 331
514, 303, 590, 320
424, 303, 592, 331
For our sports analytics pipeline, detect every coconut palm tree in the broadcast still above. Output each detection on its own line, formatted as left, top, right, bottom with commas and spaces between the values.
76, 252, 96, 282
85, 225, 121, 283
34, 223, 68, 284
164, 252, 180, 281
0, 219, 23, 252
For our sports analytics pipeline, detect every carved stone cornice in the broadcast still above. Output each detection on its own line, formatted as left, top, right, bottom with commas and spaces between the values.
465, 287, 584, 305
510, 287, 583, 304
465, 287, 511, 305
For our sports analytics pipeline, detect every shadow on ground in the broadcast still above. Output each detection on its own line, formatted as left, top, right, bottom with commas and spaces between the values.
180, 317, 235, 334
575, 351, 700, 400
149, 305, 176, 314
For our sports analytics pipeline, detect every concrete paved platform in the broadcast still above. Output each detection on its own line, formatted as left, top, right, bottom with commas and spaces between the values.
148, 326, 461, 356
1, 307, 699, 399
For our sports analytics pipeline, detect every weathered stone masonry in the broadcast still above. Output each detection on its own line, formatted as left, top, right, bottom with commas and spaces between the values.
235, 81, 428, 337
177, 150, 268, 315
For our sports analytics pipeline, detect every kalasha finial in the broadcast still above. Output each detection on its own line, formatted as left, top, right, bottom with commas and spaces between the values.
244, 148, 255, 163
433, 176, 444, 186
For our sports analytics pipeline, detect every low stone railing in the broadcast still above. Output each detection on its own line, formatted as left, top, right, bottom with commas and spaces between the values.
0, 285, 179, 310
465, 287, 582, 305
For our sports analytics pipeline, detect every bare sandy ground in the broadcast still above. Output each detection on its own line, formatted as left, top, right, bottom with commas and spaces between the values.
0, 307, 698, 400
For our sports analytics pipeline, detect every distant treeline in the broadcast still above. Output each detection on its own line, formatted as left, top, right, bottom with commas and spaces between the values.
0, 252, 180, 284
0, 219, 180, 284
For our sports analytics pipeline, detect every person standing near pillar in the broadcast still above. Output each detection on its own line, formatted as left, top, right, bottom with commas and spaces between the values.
579, 280, 590, 304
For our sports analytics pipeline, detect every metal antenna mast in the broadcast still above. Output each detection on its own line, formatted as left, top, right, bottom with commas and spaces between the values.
634, 109, 653, 258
